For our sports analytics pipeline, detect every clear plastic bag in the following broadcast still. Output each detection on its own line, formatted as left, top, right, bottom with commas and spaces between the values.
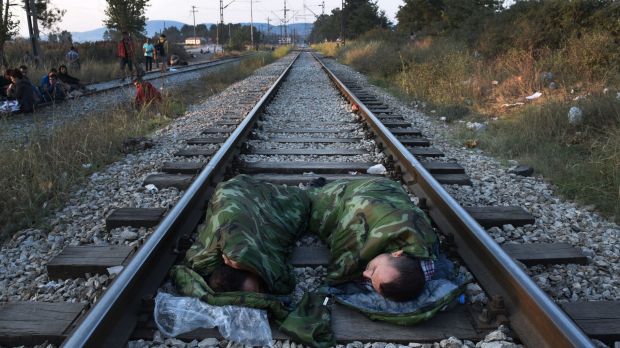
154, 292, 273, 347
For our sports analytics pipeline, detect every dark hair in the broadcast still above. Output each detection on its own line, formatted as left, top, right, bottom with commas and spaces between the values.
70, 46, 75, 50
208, 265, 256, 292
59, 65, 68, 72
379, 256, 425, 302
160, 34, 166, 38
49, 68, 58, 74
7, 69, 23, 79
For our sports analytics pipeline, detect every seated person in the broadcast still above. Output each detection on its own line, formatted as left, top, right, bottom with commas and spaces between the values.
6, 68, 35, 113
0, 69, 11, 98
40, 69, 67, 102
57, 65, 87, 92
133, 78, 162, 108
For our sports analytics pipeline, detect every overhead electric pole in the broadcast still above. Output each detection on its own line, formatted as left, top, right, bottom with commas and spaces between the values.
218, 0, 224, 50
283, 0, 288, 44
250, 0, 254, 48
319, 1, 325, 15
340, 0, 345, 45
191, 5, 198, 43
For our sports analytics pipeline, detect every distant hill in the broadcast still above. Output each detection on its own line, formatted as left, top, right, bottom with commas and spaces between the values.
71, 20, 313, 42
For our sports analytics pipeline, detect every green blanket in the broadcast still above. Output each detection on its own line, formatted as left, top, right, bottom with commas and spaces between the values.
308, 177, 439, 283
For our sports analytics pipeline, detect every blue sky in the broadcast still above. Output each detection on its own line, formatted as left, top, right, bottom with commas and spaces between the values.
16, 0, 404, 35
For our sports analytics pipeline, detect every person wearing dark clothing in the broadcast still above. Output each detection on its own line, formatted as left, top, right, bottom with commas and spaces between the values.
0, 71, 11, 98
154, 34, 169, 73
40, 70, 67, 103
58, 65, 86, 92
118, 31, 135, 81
7, 69, 35, 113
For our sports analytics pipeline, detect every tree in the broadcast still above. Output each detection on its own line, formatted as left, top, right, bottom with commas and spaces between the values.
308, 1, 390, 42
343, 0, 390, 39
104, 0, 149, 35
396, 0, 443, 34
0, 0, 19, 66
32, 0, 65, 31
47, 29, 71, 43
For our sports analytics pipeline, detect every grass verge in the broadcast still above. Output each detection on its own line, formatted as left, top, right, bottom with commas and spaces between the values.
0, 51, 279, 241
315, 37, 619, 222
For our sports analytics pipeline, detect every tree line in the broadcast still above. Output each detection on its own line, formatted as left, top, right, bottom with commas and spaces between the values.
310, 0, 620, 58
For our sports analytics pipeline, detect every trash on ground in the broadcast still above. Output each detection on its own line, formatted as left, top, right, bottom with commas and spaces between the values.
466, 122, 487, 132
525, 92, 542, 100
568, 107, 584, 125
154, 292, 272, 346
367, 164, 387, 175
145, 184, 158, 192
107, 265, 124, 275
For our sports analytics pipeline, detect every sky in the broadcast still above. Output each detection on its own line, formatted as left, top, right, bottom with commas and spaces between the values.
16, 0, 405, 36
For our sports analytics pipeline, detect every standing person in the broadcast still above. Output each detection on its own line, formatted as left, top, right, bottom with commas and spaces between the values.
6, 69, 35, 113
66, 46, 81, 70
118, 31, 135, 81
154, 34, 169, 73
143, 38, 155, 72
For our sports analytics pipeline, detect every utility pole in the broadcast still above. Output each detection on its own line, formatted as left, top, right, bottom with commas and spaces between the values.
250, 0, 254, 48
283, 0, 288, 44
319, 1, 325, 15
340, 0, 345, 45
218, 0, 224, 51
25, 0, 42, 66
191, 5, 198, 43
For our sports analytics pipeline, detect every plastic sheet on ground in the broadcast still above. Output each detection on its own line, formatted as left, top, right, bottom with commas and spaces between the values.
154, 292, 273, 347
0, 100, 19, 113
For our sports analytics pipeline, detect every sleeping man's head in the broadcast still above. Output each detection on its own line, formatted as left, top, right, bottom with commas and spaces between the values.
208, 265, 264, 293
362, 250, 426, 302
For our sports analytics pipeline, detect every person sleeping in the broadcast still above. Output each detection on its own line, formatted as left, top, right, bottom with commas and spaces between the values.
307, 177, 439, 302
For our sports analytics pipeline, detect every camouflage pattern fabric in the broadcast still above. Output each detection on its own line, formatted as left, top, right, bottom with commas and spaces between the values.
308, 177, 439, 283
279, 293, 335, 348
182, 174, 311, 295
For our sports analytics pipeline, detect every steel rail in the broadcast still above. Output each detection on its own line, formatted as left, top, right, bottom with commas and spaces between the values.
312, 53, 594, 348
61, 52, 301, 348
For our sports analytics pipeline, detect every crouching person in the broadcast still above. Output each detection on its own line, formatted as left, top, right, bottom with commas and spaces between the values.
133, 78, 161, 108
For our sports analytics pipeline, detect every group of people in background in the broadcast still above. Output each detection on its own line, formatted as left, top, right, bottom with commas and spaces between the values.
118, 31, 169, 81
0, 63, 87, 113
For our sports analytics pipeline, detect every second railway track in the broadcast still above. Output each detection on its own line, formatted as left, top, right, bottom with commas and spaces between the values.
1, 51, 617, 348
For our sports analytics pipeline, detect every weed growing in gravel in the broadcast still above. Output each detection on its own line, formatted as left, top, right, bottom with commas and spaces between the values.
0, 51, 281, 241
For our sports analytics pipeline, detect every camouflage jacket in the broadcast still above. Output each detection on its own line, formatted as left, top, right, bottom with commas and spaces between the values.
308, 177, 439, 283
184, 175, 311, 294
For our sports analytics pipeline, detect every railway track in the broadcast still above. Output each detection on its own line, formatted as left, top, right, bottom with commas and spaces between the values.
1, 51, 617, 347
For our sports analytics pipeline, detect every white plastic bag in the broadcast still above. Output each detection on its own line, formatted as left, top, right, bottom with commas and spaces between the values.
367, 164, 387, 175
154, 292, 273, 347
